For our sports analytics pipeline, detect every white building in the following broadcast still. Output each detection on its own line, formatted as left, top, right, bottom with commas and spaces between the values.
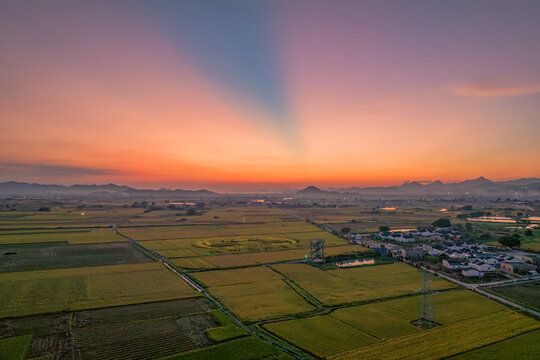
468, 262, 496, 272
462, 269, 484, 277
442, 259, 468, 270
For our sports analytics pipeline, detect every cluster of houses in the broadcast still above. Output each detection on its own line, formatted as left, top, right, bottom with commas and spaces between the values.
436, 243, 538, 277
370, 227, 463, 243
349, 230, 539, 279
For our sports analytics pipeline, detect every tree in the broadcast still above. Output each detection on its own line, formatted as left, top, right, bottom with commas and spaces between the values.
479, 232, 491, 240
524, 229, 533, 236
185, 207, 198, 216
38, 207, 50, 212
432, 218, 451, 228
341, 227, 351, 234
499, 236, 521, 248
379, 226, 390, 232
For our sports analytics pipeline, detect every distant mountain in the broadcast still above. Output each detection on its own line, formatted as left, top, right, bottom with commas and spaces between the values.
297, 185, 324, 194
296, 185, 340, 197
329, 177, 540, 199
0, 181, 217, 198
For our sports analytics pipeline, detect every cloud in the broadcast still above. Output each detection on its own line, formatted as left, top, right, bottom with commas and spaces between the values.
448, 77, 540, 98
0, 162, 120, 177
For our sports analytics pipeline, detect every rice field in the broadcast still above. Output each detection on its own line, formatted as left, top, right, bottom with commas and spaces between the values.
172, 245, 368, 270
0, 242, 151, 272
193, 267, 315, 321
271, 262, 458, 305
288, 206, 463, 231
264, 290, 540, 359
450, 329, 540, 359
161, 337, 295, 360
264, 315, 378, 358
0, 262, 197, 318
129, 228, 348, 258
330, 310, 538, 360
0, 335, 32, 360
487, 280, 540, 311
0, 228, 123, 245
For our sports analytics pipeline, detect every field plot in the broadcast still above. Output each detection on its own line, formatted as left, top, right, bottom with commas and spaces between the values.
0, 335, 31, 360
264, 315, 378, 358
0, 242, 151, 272
163, 337, 294, 360
0, 262, 197, 318
288, 207, 461, 232
0, 298, 223, 360
450, 329, 540, 359
193, 267, 315, 321
272, 262, 457, 305
0, 228, 123, 245
487, 280, 540, 310
0, 208, 143, 229
265, 290, 540, 359
123, 222, 323, 241
125, 223, 348, 259
172, 245, 368, 270
331, 310, 538, 360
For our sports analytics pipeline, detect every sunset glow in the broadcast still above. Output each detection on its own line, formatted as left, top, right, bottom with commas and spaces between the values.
1, 1, 539, 191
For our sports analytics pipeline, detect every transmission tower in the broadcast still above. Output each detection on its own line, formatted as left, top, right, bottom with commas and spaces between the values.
416, 272, 437, 329
309, 239, 326, 263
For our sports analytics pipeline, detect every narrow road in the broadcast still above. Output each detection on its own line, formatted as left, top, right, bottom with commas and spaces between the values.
421, 266, 540, 318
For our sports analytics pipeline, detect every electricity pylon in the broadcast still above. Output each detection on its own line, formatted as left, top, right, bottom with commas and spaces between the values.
416, 272, 437, 329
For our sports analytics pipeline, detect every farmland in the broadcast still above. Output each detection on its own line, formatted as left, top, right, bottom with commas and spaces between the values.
172, 245, 367, 270
271, 262, 458, 305
0, 297, 246, 360
193, 266, 315, 321
0, 203, 538, 359
264, 290, 540, 359
0, 228, 124, 245
0, 262, 197, 318
0, 242, 151, 272
450, 329, 540, 359
287, 206, 464, 232
487, 280, 540, 311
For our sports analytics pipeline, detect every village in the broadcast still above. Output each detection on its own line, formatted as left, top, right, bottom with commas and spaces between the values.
350, 227, 540, 281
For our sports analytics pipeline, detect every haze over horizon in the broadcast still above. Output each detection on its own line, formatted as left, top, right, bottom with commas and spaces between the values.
1, 0, 539, 191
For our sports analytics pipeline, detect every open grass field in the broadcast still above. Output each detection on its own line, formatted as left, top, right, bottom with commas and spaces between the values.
172, 244, 368, 270
193, 267, 315, 321
0, 228, 123, 245
0, 242, 151, 272
264, 290, 539, 359
0, 262, 197, 318
450, 329, 540, 359
488, 280, 540, 311
271, 262, 457, 305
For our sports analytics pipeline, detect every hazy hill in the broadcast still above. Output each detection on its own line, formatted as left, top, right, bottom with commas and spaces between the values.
0, 182, 217, 198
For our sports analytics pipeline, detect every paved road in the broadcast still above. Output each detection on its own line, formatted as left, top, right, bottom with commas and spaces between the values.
421, 266, 540, 317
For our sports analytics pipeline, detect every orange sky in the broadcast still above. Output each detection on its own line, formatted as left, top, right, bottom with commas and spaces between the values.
1, 1, 539, 191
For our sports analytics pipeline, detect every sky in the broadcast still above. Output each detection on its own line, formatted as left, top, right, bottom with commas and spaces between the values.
1, 0, 539, 192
